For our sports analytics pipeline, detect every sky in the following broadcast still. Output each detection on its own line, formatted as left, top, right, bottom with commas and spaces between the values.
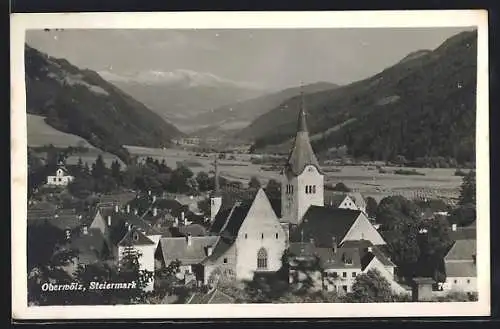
26, 27, 474, 90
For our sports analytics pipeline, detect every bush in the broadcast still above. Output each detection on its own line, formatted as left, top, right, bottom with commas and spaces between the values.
394, 169, 426, 176
331, 182, 351, 192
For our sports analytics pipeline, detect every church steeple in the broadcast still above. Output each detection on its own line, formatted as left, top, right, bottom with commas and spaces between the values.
284, 86, 323, 177
297, 88, 308, 133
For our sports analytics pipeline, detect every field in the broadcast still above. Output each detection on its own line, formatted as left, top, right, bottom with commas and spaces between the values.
27, 114, 95, 148
125, 146, 463, 203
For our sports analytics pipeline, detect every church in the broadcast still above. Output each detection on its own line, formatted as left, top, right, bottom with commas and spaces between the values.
156, 94, 403, 294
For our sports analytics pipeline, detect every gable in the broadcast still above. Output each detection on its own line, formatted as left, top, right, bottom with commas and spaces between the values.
90, 210, 107, 235
339, 196, 358, 210
341, 213, 386, 245
239, 189, 283, 234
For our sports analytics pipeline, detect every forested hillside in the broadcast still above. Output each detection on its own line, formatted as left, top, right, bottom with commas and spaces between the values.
246, 30, 477, 165
25, 45, 184, 163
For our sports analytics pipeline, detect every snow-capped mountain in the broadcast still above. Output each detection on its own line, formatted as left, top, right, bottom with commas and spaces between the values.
98, 69, 266, 132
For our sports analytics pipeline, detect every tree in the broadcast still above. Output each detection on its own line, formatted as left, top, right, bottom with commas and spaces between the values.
111, 160, 122, 182
365, 196, 378, 219
376, 195, 421, 228
458, 170, 476, 206
249, 176, 261, 189
448, 203, 476, 227
195, 171, 211, 192
265, 179, 281, 199
91, 154, 107, 179
346, 269, 394, 302
332, 182, 351, 192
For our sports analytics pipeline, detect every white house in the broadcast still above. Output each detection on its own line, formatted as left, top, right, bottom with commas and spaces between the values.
46, 165, 74, 186
442, 239, 477, 293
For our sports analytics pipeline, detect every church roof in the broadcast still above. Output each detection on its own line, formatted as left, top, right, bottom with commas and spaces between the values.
159, 236, 219, 265
284, 106, 323, 177
290, 206, 361, 246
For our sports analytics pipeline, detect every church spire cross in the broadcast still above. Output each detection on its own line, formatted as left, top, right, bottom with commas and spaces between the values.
297, 81, 308, 133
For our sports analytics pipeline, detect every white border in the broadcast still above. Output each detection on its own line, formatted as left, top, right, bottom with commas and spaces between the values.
11, 10, 490, 320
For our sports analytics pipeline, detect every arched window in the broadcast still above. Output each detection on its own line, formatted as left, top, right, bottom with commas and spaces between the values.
257, 248, 268, 269
312, 185, 316, 193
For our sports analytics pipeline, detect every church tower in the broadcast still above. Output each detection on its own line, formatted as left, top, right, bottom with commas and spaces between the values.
281, 89, 324, 225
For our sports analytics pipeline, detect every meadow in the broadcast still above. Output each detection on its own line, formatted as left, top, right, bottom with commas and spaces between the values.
125, 146, 463, 203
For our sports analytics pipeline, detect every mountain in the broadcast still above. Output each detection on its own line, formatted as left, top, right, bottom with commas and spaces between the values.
245, 30, 477, 165
189, 81, 339, 139
25, 45, 184, 163
99, 69, 266, 133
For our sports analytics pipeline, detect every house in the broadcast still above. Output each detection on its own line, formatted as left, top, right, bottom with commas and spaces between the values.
325, 192, 367, 214
46, 164, 74, 186
156, 235, 219, 284
288, 238, 407, 295
442, 239, 477, 293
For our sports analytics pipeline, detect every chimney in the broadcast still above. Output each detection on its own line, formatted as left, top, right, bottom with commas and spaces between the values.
332, 237, 338, 254
207, 245, 213, 256
309, 238, 315, 245
181, 211, 186, 225
452, 223, 457, 231
173, 217, 179, 227
152, 195, 157, 203
153, 207, 158, 217
82, 225, 88, 235
148, 190, 152, 196
65, 229, 71, 240
107, 215, 112, 227
367, 246, 373, 253
134, 209, 138, 215
114, 204, 119, 213
186, 233, 192, 246
127, 204, 130, 213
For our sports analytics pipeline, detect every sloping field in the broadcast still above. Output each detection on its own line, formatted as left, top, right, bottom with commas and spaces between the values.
27, 114, 95, 148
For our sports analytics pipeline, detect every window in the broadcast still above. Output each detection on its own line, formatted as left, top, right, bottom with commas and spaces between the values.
305, 186, 308, 194
454, 279, 458, 284
342, 285, 348, 293
275, 233, 279, 239
244, 233, 248, 239
352, 272, 357, 278
342, 272, 347, 278
467, 279, 471, 284
223, 258, 228, 264
257, 248, 268, 269
312, 185, 316, 193
261, 233, 264, 239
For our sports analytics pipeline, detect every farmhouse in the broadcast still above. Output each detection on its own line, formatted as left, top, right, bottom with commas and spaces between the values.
46, 163, 74, 186
442, 232, 477, 293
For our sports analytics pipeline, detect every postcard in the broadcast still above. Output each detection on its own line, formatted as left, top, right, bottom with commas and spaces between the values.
11, 10, 490, 319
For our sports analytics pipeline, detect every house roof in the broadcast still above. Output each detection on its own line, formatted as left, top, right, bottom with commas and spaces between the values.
445, 239, 476, 261
445, 261, 476, 278
288, 242, 317, 258
341, 239, 395, 268
325, 194, 349, 208
349, 192, 367, 210
159, 236, 219, 265
70, 228, 109, 263
450, 226, 476, 241
99, 192, 137, 206
290, 206, 361, 245
316, 247, 363, 270
187, 289, 235, 304
284, 108, 323, 177
201, 236, 234, 265
178, 224, 208, 237
118, 228, 155, 246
